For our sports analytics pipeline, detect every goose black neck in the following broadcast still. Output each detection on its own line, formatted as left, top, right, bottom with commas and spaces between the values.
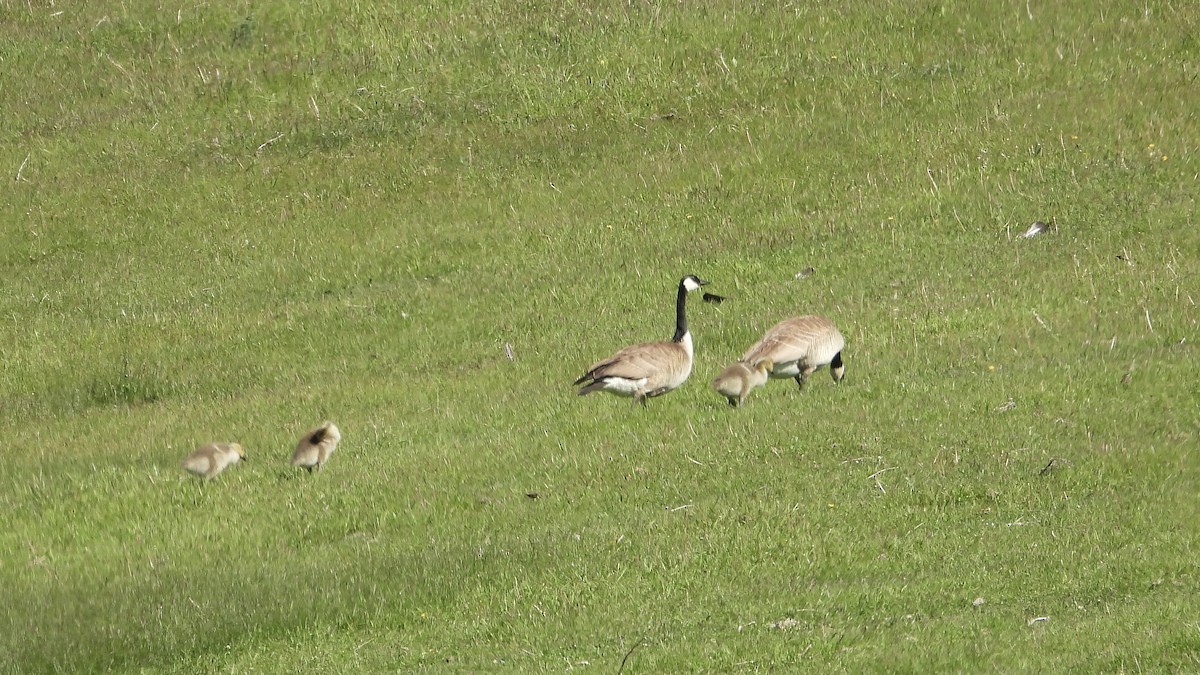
672, 280, 689, 343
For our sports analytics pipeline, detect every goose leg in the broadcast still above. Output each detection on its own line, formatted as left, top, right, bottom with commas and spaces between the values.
796, 367, 817, 390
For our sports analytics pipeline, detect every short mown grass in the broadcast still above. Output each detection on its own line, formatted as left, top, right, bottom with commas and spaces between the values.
2, 0, 1198, 671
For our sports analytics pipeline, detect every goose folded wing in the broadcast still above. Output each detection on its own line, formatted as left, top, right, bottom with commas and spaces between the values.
744, 329, 812, 364
586, 342, 680, 381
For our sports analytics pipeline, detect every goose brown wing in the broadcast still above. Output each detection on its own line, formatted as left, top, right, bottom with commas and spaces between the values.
583, 341, 681, 381
745, 316, 843, 365
743, 322, 812, 364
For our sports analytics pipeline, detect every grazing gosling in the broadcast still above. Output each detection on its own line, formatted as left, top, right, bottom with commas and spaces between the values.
711, 358, 774, 407
574, 275, 709, 406
181, 442, 246, 480
291, 421, 342, 473
742, 315, 846, 390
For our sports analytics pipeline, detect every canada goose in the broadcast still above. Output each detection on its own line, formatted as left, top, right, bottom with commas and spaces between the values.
574, 275, 709, 405
181, 442, 246, 480
742, 315, 846, 389
711, 358, 774, 407
291, 421, 341, 473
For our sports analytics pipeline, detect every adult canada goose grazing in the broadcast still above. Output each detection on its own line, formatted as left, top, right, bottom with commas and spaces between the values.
291, 421, 341, 473
181, 442, 246, 480
742, 315, 846, 390
574, 275, 709, 406
711, 358, 774, 407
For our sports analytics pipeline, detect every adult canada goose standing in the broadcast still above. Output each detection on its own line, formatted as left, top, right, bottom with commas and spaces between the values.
181, 442, 247, 480
711, 358, 774, 407
742, 315, 846, 390
574, 275, 709, 406
291, 421, 342, 473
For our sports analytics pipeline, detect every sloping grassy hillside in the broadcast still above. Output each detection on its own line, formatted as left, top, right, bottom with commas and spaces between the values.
2, 0, 1197, 671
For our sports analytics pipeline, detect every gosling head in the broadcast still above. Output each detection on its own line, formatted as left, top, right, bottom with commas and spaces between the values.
232, 443, 247, 461
313, 421, 341, 445
754, 358, 775, 376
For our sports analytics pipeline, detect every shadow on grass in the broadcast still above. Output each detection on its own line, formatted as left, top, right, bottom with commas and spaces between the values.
4, 540, 474, 672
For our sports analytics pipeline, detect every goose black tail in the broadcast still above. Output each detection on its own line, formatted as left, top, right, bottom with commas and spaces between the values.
577, 381, 606, 396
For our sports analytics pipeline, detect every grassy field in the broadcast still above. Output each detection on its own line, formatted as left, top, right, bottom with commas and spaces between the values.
2, 0, 1198, 671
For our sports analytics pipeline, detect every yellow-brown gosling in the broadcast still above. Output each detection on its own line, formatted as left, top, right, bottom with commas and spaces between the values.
291, 421, 342, 473
181, 442, 247, 480
711, 358, 774, 407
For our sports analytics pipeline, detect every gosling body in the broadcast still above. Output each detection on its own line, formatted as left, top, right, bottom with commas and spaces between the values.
291, 421, 342, 473
181, 442, 246, 480
711, 358, 774, 407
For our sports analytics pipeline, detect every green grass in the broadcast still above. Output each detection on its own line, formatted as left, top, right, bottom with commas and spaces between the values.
2, 0, 1198, 671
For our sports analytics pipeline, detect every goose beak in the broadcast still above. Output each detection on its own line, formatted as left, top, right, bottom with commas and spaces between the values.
696, 278, 710, 286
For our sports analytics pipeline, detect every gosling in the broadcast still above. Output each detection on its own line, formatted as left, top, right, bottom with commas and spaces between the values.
711, 358, 774, 407
291, 421, 342, 473
181, 442, 247, 480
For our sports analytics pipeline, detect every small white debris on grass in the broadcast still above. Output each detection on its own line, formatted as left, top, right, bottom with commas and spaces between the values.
256, 132, 285, 154
1033, 310, 1051, 331
1021, 220, 1050, 238
972, 597, 986, 608
1027, 616, 1049, 626
15, 153, 31, 182
768, 618, 800, 631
